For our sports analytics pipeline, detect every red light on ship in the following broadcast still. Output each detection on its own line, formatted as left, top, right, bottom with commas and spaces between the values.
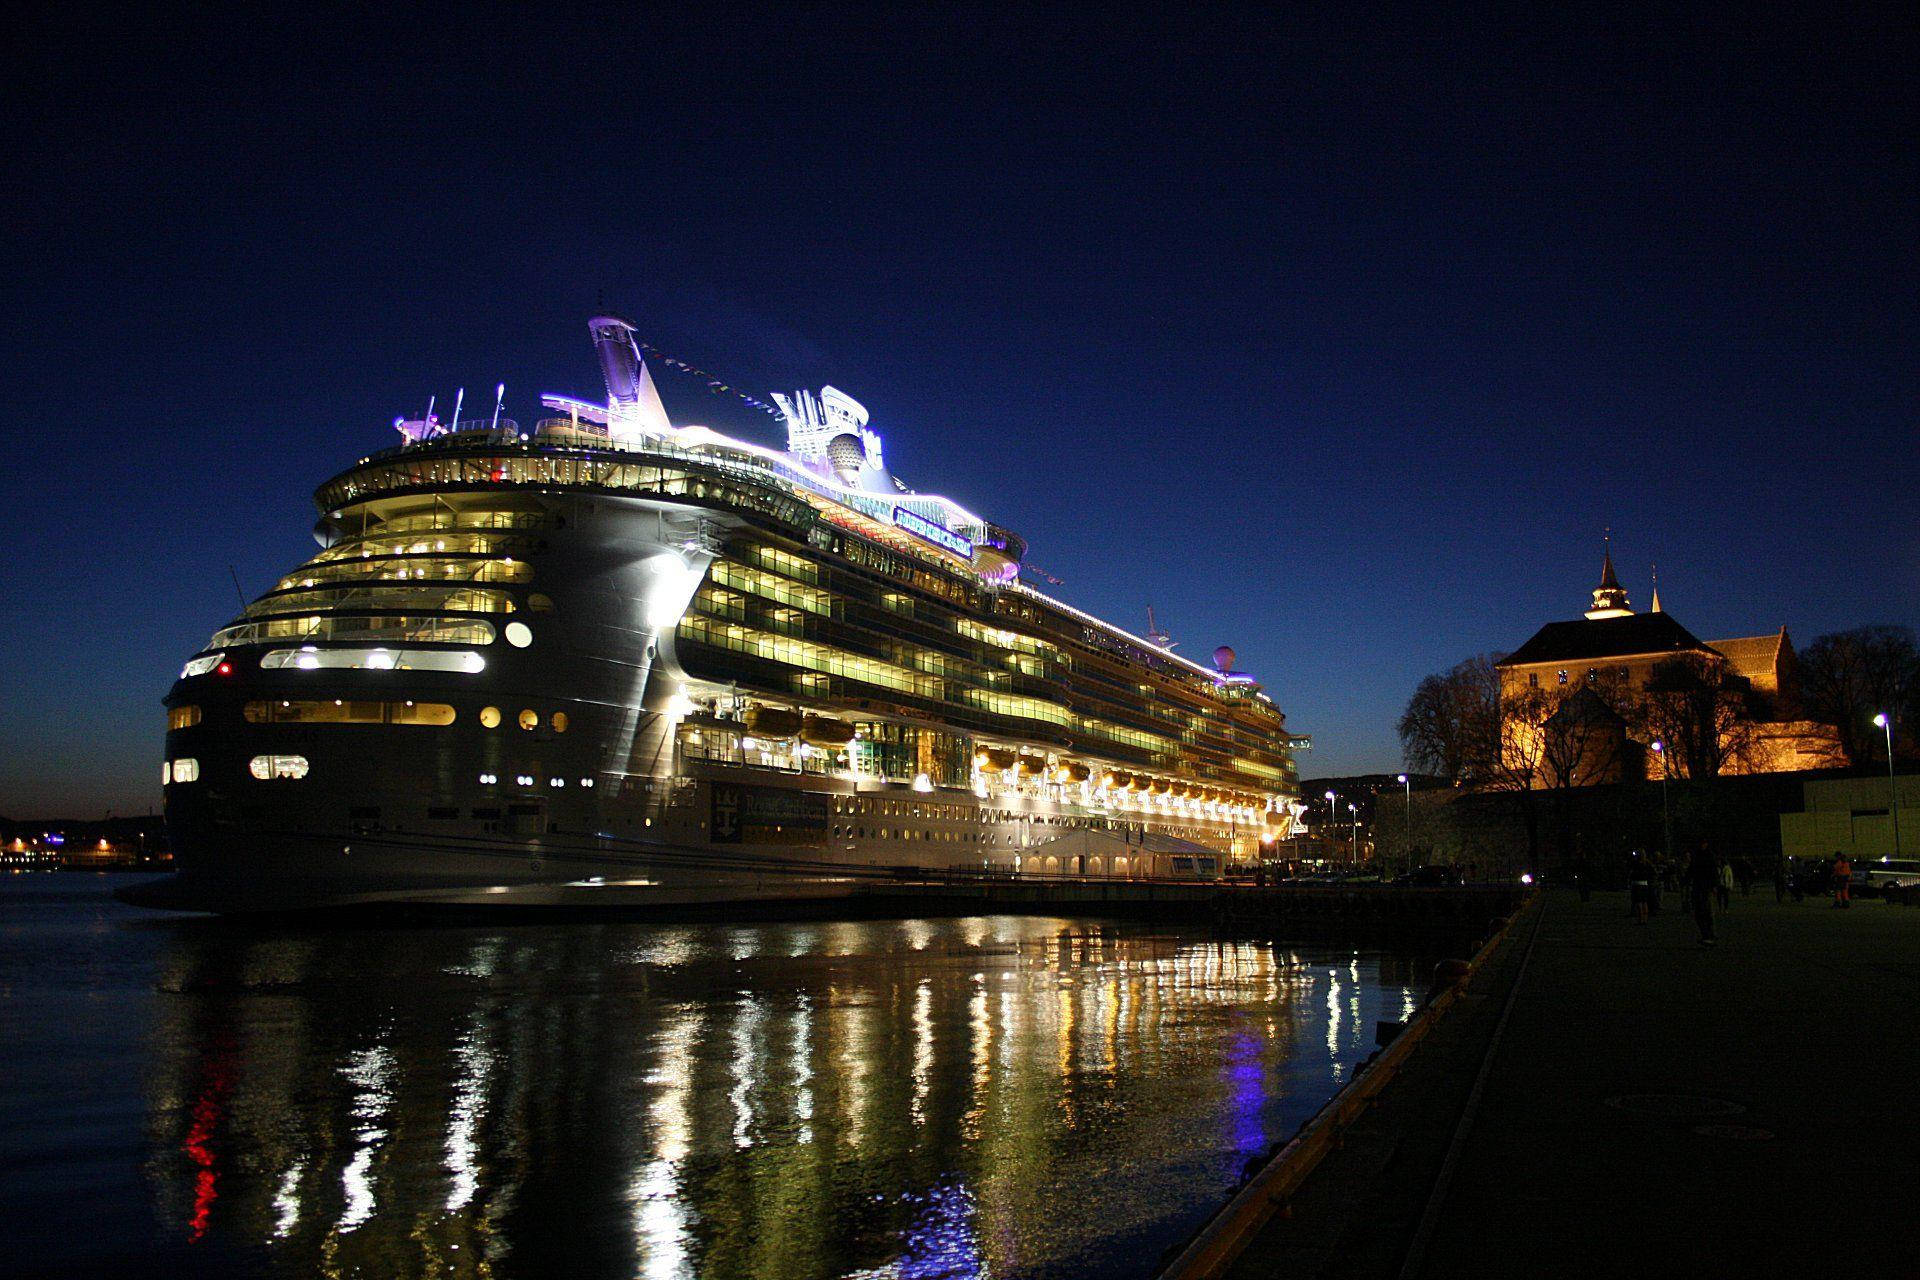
216, 662, 232, 676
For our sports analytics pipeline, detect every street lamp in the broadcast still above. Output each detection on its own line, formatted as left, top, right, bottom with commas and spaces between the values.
1397, 773, 1412, 872
1324, 789, 1337, 865
1348, 802, 1359, 867
1651, 739, 1671, 862
1874, 713, 1901, 858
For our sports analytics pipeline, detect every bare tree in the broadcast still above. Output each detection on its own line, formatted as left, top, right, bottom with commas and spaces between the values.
1796, 626, 1920, 764
1539, 678, 1633, 790
1639, 654, 1762, 780
1398, 654, 1502, 782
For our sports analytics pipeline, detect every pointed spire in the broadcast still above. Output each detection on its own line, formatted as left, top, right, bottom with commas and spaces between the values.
1649, 564, 1662, 613
1598, 530, 1622, 590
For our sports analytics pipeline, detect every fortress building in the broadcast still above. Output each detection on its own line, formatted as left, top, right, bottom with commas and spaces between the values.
1495, 546, 1843, 785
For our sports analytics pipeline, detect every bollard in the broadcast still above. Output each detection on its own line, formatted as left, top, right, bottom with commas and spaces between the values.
1428, 958, 1472, 1002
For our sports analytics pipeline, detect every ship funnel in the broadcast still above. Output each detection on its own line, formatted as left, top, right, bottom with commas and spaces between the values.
590, 315, 644, 405
588, 313, 671, 438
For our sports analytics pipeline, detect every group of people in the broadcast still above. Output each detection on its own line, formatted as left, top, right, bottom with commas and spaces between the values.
1624, 845, 1860, 944
1776, 851, 1855, 906
1626, 844, 1736, 944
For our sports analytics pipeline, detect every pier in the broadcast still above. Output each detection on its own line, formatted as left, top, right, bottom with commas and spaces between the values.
1159, 887, 1920, 1278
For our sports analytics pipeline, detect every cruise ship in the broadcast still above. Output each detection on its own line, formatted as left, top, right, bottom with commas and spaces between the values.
130, 317, 1302, 912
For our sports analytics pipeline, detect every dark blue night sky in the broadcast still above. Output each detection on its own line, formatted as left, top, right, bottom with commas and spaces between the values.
5, 8, 1915, 814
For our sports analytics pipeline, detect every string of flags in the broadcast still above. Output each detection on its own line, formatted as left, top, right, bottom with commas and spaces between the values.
1021, 561, 1066, 586
637, 341, 789, 422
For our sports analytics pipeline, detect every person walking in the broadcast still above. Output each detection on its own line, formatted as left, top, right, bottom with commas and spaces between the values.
1833, 852, 1853, 908
1716, 858, 1734, 911
1687, 840, 1719, 945
1629, 852, 1653, 925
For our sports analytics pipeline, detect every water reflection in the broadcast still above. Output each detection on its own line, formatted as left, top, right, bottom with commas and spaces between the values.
139, 917, 1423, 1279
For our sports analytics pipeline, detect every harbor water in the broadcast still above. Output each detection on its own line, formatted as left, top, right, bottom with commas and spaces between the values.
2, 874, 1431, 1279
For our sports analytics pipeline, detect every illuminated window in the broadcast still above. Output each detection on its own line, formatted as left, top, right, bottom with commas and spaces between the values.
519, 709, 539, 731
504, 622, 533, 648
170, 758, 200, 783
259, 647, 486, 674
551, 711, 569, 733
243, 584, 519, 618
161, 761, 172, 786
248, 754, 310, 780
210, 617, 495, 648
180, 652, 226, 678
479, 706, 502, 729
276, 556, 532, 589
388, 701, 457, 726
168, 706, 202, 730
1557, 670, 1568, 685
242, 700, 455, 725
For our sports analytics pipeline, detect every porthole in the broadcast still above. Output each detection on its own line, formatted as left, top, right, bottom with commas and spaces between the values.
552, 711, 569, 734
519, 709, 539, 731
479, 706, 502, 729
504, 621, 533, 648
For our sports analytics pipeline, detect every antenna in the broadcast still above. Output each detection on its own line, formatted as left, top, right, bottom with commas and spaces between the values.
228, 565, 247, 610
490, 382, 505, 432
1146, 606, 1175, 649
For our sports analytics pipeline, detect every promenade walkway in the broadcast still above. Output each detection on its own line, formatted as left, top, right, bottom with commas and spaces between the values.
1219, 887, 1920, 1279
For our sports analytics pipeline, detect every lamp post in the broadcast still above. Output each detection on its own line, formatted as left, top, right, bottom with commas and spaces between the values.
1397, 773, 1412, 873
1651, 740, 1671, 863
1874, 713, 1901, 858
1348, 802, 1359, 868
1324, 789, 1337, 866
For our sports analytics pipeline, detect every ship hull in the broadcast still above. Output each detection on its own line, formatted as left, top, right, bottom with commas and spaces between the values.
115, 826, 894, 915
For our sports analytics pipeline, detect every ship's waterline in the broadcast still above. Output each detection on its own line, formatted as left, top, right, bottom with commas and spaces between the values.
138, 316, 1303, 913
1, 879, 1429, 1279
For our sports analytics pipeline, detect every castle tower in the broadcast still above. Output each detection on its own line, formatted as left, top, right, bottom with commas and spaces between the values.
1585, 540, 1633, 620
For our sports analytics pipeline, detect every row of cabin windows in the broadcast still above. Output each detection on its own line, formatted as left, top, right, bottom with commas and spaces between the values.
830, 825, 1027, 845
188, 701, 571, 731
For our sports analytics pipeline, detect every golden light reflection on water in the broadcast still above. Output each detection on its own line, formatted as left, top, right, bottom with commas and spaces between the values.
141, 918, 1426, 1279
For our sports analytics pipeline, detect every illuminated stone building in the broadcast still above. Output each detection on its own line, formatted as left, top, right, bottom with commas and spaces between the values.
1495, 549, 1843, 785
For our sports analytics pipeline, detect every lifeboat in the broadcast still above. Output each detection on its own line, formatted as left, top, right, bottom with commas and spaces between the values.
977, 747, 1019, 774
1056, 762, 1091, 784
1149, 778, 1173, 796
1017, 754, 1048, 778
744, 705, 803, 739
1098, 769, 1122, 789
1125, 774, 1151, 793
800, 715, 855, 748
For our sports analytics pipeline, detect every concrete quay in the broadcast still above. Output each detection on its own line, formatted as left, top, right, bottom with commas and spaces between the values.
1175, 887, 1920, 1279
